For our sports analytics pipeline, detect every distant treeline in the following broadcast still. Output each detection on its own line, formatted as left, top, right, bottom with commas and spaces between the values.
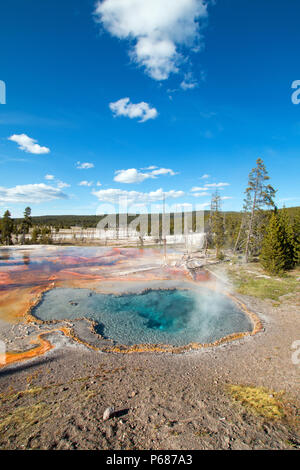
12, 207, 300, 230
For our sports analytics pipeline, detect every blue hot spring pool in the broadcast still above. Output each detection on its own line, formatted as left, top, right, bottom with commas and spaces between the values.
32, 287, 253, 346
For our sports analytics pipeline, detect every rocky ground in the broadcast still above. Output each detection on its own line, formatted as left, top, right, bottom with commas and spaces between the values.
0, 263, 299, 450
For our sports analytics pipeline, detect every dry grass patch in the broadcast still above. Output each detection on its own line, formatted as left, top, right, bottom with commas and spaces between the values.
0, 402, 51, 435
228, 385, 285, 420
0, 387, 44, 404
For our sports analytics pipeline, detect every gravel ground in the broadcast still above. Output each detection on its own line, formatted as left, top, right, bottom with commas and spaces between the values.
0, 283, 299, 450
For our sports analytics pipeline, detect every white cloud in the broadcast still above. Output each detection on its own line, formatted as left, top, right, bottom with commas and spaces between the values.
76, 161, 95, 169
8, 134, 50, 154
142, 165, 158, 170
44, 175, 70, 188
204, 182, 230, 188
57, 181, 70, 189
96, 181, 102, 187
114, 168, 153, 184
109, 97, 158, 123
191, 186, 207, 192
79, 180, 94, 187
0, 184, 68, 204
92, 187, 184, 205
180, 72, 198, 90
151, 168, 176, 176
191, 192, 209, 197
200, 174, 210, 179
114, 167, 177, 183
94, 0, 208, 81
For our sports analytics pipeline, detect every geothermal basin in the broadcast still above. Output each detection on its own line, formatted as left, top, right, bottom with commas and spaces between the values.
32, 286, 253, 347
0, 246, 261, 361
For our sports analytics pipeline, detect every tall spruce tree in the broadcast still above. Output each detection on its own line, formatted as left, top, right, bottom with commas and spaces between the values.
1, 210, 13, 246
244, 158, 276, 262
278, 208, 296, 270
21, 206, 32, 244
260, 212, 286, 275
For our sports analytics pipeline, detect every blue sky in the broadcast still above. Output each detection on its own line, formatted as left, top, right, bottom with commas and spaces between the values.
0, 0, 300, 217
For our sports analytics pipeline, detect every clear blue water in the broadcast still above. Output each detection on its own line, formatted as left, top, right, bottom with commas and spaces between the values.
33, 287, 253, 346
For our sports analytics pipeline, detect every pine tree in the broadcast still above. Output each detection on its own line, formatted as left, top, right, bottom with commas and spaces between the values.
21, 207, 32, 243
260, 213, 286, 275
210, 191, 225, 259
278, 208, 296, 270
293, 215, 300, 266
244, 158, 276, 262
1, 210, 13, 245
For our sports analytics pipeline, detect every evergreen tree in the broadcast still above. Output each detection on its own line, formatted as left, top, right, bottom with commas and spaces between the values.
210, 191, 225, 259
244, 158, 276, 262
260, 213, 286, 275
31, 226, 40, 244
292, 215, 300, 266
21, 207, 32, 243
1, 210, 13, 245
278, 208, 296, 270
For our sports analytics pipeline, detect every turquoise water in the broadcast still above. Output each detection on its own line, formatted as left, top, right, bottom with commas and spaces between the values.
33, 287, 253, 346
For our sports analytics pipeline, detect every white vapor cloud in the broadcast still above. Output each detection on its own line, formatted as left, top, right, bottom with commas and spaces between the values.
114, 167, 177, 184
76, 161, 95, 169
79, 180, 94, 187
114, 168, 153, 184
92, 187, 184, 205
0, 184, 68, 204
44, 175, 70, 189
180, 72, 198, 90
191, 186, 207, 192
192, 192, 209, 197
94, 0, 208, 81
204, 182, 230, 188
109, 97, 158, 122
8, 134, 50, 154
57, 181, 70, 189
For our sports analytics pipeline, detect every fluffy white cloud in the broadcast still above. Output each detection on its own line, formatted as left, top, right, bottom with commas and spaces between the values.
109, 98, 158, 122
94, 0, 208, 80
114, 168, 153, 184
114, 167, 177, 183
200, 174, 210, 179
8, 134, 50, 154
79, 180, 94, 187
76, 161, 95, 169
45, 174, 55, 180
92, 187, 184, 205
0, 184, 68, 204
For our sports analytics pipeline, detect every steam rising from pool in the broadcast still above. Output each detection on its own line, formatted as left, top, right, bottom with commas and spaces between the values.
33, 287, 253, 346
